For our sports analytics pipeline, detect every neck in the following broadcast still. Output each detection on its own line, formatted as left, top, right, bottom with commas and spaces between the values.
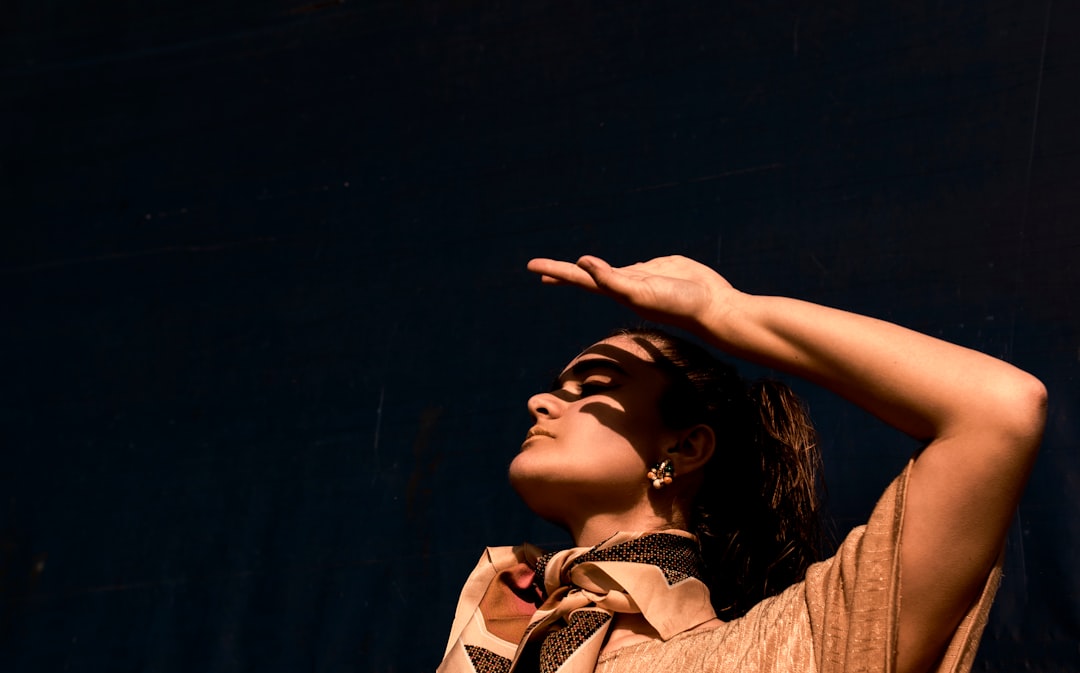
568, 506, 688, 547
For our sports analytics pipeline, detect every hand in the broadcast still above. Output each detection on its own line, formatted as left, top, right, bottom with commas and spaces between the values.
526, 255, 738, 330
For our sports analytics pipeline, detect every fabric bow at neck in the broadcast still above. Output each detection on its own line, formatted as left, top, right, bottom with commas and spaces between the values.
438, 531, 717, 673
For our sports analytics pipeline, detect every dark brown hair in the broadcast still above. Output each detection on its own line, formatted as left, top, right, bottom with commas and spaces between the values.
616, 327, 826, 620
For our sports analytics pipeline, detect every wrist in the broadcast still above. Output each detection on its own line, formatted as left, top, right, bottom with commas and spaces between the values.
690, 287, 758, 349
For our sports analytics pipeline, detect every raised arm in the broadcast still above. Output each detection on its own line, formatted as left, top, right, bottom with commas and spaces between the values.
528, 254, 1046, 673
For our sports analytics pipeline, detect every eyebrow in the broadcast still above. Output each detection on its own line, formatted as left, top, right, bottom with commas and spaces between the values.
550, 358, 630, 390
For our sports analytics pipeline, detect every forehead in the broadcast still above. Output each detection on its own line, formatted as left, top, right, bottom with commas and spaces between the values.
558, 335, 660, 378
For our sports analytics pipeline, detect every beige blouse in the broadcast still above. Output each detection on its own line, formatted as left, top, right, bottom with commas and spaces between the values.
595, 464, 1002, 673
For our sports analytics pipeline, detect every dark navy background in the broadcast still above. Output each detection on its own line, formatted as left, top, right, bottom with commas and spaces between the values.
2, 1, 1077, 671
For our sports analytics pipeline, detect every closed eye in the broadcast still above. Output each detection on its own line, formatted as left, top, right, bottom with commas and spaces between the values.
550, 358, 628, 397
578, 381, 616, 397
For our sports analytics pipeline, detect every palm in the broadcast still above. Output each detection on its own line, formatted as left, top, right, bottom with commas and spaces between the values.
526, 255, 733, 328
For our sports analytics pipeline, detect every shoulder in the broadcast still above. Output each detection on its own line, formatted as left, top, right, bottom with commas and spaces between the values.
597, 583, 814, 672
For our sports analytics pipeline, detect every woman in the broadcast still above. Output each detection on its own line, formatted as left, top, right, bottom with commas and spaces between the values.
439, 255, 1045, 673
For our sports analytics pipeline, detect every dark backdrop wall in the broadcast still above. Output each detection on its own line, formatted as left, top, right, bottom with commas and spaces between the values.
2, 1, 1077, 671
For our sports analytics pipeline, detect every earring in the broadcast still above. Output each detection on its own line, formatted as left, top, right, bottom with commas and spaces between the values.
647, 459, 674, 489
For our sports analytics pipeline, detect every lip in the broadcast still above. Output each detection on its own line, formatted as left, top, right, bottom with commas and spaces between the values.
526, 426, 555, 439
522, 426, 555, 446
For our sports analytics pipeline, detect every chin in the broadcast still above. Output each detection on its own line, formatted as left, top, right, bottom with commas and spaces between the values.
508, 456, 571, 524
508, 447, 558, 483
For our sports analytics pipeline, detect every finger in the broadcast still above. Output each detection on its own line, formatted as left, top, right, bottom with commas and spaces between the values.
527, 258, 599, 290
576, 255, 640, 299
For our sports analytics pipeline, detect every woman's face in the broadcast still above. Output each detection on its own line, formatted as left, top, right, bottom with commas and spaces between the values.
508, 335, 678, 526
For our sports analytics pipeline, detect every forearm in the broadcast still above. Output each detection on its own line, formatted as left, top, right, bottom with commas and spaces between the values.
694, 291, 1045, 443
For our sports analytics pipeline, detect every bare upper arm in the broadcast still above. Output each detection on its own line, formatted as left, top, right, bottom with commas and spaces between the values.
896, 374, 1045, 673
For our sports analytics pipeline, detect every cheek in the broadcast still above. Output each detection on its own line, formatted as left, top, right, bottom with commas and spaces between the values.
583, 397, 669, 451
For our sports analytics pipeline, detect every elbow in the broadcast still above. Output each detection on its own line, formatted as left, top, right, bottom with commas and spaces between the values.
993, 371, 1047, 452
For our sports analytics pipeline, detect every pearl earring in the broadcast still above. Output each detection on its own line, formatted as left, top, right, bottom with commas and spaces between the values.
647, 459, 674, 489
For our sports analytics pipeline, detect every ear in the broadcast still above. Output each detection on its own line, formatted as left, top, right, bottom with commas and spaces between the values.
667, 423, 715, 476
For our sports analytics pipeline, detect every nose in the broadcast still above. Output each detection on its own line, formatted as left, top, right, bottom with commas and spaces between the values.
527, 391, 563, 419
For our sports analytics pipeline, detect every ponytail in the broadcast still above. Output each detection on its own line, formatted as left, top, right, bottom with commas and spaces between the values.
617, 328, 826, 620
